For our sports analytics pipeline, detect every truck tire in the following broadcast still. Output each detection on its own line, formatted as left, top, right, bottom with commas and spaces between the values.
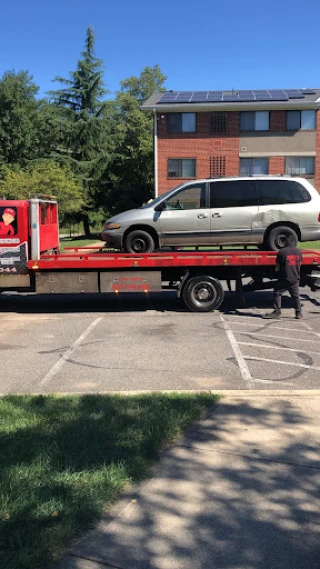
182, 275, 224, 312
124, 230, 155, 253
265, 226, 298, 251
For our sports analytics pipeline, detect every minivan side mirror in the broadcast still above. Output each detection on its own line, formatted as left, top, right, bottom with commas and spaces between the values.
154, 202, 166, 212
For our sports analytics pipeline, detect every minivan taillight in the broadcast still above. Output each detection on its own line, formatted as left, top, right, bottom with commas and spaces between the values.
318, 213, 320, 222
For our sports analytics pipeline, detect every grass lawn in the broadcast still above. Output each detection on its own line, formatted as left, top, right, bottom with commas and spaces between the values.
299, 240, 320, 249
0, 392, 219, 569
59, 238, 100, 251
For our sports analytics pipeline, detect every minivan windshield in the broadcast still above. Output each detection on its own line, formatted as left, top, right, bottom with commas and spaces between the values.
141, 185, 183, 208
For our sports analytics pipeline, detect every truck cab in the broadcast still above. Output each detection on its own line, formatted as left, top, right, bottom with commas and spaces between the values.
0, 198, 59, 291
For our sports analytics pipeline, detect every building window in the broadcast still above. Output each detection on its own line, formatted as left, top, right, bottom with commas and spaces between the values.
168, 113, 196, 133
240, 158, 269, 176
285, 157, 315, 176
168, 159, 196, 178
210, 156, 226, 177
240, 111, 269, 131
286, 110, 316, 130
211, 112, 227, 133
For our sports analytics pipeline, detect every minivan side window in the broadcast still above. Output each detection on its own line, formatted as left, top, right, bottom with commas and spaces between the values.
165, 184, 207, 210
257, 180, 311, 205
210, 180, 258, 208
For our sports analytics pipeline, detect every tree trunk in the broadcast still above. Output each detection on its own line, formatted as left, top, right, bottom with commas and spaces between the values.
82, 213, 91, 237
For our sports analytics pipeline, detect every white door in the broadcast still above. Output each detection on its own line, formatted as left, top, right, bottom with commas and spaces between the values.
209, 180, 259, 244
158, 183, 210, 246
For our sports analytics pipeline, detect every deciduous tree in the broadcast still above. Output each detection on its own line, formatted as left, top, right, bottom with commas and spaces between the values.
101, 65, 166, 215
0, 160, 83, 216
0, 71, 39, 166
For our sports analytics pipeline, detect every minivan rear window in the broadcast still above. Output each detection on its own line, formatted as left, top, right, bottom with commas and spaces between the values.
258, 180, 311, 205
210, 180, 258, 208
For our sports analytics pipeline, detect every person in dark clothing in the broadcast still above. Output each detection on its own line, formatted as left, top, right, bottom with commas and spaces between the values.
263, 235, 302, 319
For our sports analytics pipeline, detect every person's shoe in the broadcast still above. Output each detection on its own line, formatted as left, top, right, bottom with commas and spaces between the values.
263, 310, 281, 319
295, 311, 302, 319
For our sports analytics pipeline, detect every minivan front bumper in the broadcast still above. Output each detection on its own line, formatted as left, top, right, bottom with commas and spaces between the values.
101, 230, 123, 250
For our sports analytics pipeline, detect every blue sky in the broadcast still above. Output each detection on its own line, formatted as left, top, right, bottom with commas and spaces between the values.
1, 0, 320, 99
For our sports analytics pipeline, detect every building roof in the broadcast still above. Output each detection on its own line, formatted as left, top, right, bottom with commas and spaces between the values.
141, 89, 320, 112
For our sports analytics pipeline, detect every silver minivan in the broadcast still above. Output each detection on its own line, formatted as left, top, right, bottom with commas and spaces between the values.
101, 176, 320, 252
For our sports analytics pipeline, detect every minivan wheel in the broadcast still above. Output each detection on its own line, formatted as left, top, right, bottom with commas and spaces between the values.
265, 226, 298, 251
124, 230, 155, 253
182, 276, 224, 312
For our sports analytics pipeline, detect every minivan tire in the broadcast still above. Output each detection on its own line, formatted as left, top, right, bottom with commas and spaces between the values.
265, 226, 298, 251
124, 230, 155, 253
182, 275, 224, 312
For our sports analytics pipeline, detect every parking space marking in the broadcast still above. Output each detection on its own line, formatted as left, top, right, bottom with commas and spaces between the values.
238, 341, 320, 355
39, 317, 102, 386
219, 315, 253, 385
222, 311, 320, 385
244, 355, 320, 371
228, 320, 314, 333
235, 330, 320, 343
302, 320, 320, 338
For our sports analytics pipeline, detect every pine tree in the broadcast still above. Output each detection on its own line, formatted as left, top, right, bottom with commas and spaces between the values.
49, 26, 109, 235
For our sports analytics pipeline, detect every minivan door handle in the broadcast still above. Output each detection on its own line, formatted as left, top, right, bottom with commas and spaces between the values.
212, 212, 222, 218
197, 213, 208, 219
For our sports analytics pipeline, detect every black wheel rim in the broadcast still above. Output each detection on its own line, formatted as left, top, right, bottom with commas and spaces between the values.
190, 282, 217, 309
131, 238, 148, 253
276, 232, 294, 248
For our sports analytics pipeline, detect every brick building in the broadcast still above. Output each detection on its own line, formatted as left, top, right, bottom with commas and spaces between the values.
141, 89, 320, 197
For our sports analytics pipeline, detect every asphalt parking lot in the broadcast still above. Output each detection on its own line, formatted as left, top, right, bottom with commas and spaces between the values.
1, 287, 320, 394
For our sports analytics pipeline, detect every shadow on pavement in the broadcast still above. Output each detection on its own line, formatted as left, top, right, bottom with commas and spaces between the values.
54, 397, 320, 569
0, 289, 308, 315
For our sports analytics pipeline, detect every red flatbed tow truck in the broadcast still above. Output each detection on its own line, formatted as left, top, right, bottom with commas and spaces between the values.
0, 197, 320, 312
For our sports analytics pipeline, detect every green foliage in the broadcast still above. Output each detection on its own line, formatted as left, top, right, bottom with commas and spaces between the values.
0, 36, 168, 227
0, 71, 40, 165
0, 160, 83, 215
48, 26, 112, 234
100, 65, 167, 215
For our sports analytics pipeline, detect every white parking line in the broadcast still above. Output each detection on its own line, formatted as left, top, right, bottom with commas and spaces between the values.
40, 317, 102, 386
224, 309, 320, 383
244, 355, 320, 371
235, 331, 320, 343
226, 320, 311, 332
219, 314, 253, 385
302, 320, 320, 338
238, 341, 320, 355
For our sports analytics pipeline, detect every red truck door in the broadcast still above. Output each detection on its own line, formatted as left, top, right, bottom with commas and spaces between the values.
0, 200, 30, 274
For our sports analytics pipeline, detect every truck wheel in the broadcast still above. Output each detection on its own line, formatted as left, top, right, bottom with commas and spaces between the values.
265, 226, 298, 251
182, 276, 224, 312
124, 230, 155, 253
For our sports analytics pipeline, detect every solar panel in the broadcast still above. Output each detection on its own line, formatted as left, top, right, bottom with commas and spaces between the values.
173, 91, 194, 102
158, 92, 179, 103
207, 91, 223, 101
283, 89, 304, 99
157, 88, 317, 105
253, 90, 272, 100
268, 90, 289, 101
190, 92, 208, 102
222, 94, 240, 101
238, 91, 255, 101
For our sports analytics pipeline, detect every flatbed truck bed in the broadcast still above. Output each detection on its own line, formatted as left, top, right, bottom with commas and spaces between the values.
0, 197, 319, 312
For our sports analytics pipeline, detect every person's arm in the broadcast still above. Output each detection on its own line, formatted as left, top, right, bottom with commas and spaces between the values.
275, 250, 282, 272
